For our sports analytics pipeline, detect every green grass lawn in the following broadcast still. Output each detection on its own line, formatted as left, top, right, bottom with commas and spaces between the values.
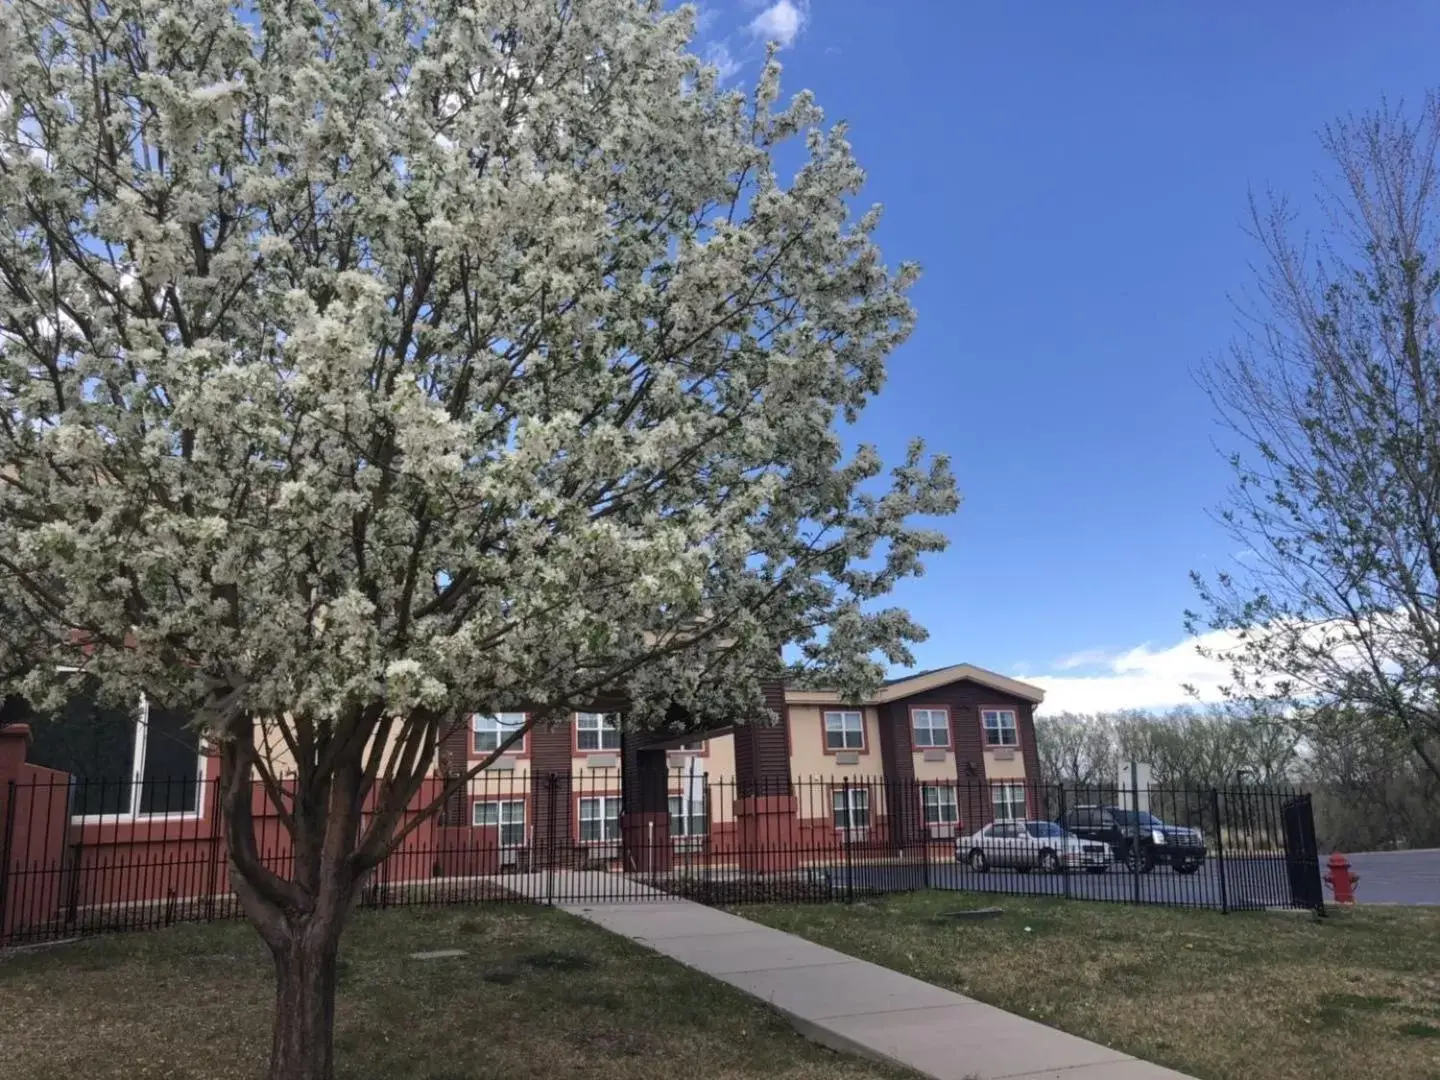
0, 905, 911, 1080
741, 892, 1440, 1080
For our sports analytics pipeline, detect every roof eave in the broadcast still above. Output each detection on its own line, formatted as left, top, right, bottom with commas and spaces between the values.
784, 664, 1045, 707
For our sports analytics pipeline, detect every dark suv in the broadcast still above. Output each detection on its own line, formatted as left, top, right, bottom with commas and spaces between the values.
1057, 805, 1206, 874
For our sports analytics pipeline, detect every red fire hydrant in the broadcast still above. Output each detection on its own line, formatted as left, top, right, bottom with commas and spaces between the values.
1324, 852, 1359, 904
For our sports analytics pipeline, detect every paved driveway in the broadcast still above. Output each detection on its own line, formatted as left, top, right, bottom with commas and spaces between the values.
837, 849, 1440, 907
840, 856, 1296, 910
1342, 849, 1440, 905
920, 860, 1281, 909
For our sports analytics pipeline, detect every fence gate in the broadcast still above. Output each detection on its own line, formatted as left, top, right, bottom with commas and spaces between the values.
1281, 794, 1325, 912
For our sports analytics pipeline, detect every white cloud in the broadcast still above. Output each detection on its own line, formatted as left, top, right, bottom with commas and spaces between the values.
1052, 647, 1116, 672
1025, 611, 1419, 716
692, 4, 719, 35
705, 42, 742, 82
1021, 630, 1243, 715
749, 0, 807, 48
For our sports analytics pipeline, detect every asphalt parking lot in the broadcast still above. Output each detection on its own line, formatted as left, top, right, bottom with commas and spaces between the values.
1342, 849, 1440, 905
841, 856, 1295, 910
835, 848, 1440, 908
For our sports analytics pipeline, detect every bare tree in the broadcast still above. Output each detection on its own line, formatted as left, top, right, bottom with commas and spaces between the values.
1036, 706, 1300, 789
1302, 707, 1440, 849
1190, 97, 1440, 783
1036, 705, 1440, 848
1035, 711, 1117, 786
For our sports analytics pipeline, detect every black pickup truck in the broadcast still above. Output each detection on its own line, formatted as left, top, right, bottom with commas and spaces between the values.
1056, 805, 1206, 874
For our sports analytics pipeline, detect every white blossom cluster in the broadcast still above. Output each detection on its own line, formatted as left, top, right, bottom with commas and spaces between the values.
0, 0, 956, 756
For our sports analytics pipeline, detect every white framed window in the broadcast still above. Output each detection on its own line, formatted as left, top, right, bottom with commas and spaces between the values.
579, 795, 622, 842
471, 712, 527, 754
668, 793, 708, 837
832, 787, 870, 830
21, 675, 205, 821
673, 739, 705, 752
824, 710, 864, 751
982, 709, 1019, 747
921, 785, 959, 825
911, 708, 950, 748
576, 712, 621, 752
473, 799, 526, 847
992, 783, 1027, 822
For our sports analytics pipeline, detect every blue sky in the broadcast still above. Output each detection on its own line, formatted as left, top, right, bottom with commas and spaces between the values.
696, 0, 1440, 712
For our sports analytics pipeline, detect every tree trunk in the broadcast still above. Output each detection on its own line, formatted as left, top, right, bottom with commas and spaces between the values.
216, 708, 392, 1080
267, 918, 343, 1080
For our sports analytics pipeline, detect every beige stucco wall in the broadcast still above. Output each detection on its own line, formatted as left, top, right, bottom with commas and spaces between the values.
785, 705, 887, 825
657, 733, 735, 784
480, 752, 531, 780
911, 750, 957, 783
467, 767, 531, 797
786, 705, 883, 781
983, 751, 1027, 781
255, 716, 298, 775
704, 731, 735, 777
255, 715, 426, 780
470, 759, 530, 793
786, 705, 823, 777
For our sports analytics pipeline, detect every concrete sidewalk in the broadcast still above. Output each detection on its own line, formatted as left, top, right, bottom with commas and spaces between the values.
561, 898, 1195, 1080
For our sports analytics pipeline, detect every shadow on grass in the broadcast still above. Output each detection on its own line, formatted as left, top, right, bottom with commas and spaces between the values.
0, 905, 912, 1080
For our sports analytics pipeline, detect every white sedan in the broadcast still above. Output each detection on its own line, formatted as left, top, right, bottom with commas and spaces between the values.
955, 820, 1111, 874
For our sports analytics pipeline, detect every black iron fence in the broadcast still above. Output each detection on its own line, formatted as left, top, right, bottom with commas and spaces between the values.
0, 771, 1323, 945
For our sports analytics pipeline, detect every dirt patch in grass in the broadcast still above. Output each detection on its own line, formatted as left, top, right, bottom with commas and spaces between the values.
740, 892, 1440, 1080
659, 876, 837, 905
0, 905, 912, 1080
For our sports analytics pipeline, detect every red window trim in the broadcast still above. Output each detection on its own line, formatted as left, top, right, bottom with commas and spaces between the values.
828, 781, 873, 829
573, 711, 623, 755
989, 780, 1030, 821
915, 783, 961, 835
918, 782, 960, 827
573, 789, 624, 845
819, 708, 869, 755
908, 705, 952, 750
978, 705, 1021, 750
470, 796, 530, 847
469, 711, 530, 759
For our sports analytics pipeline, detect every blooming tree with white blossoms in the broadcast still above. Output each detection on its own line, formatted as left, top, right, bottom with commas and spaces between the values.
0, 1, 955, 1076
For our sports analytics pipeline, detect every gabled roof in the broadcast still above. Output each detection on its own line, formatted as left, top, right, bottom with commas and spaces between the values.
881, 667, 946, 687
786, 663, 1045, 706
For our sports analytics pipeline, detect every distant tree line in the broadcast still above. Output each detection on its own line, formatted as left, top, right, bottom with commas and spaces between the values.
1035, 707, 1440, 851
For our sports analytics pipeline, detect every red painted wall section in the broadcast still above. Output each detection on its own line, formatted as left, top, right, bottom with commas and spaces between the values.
1, 751, 461, 941
0, 725, 72, 943
434, 824, 503, 877
63, 755, 228, 919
